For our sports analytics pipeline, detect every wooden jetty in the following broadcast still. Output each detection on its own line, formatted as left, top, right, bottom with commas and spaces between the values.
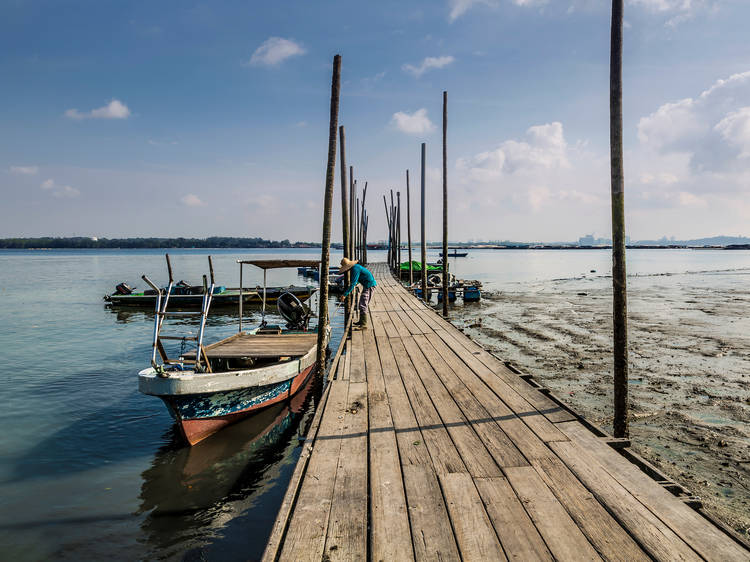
263, 263, 749, 561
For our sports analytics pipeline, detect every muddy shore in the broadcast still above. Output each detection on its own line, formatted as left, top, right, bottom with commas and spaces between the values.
450, 270, 750, 538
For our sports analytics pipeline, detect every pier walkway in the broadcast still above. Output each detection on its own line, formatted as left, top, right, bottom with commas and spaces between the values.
263, 263, 748, 561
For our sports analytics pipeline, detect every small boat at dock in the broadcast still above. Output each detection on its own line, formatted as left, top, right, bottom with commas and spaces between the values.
138, 256, 327, 445
105, 282, 315, 309
439, 250, 469, 258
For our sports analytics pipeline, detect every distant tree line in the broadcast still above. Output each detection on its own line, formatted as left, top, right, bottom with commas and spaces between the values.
0, 237, 320, 249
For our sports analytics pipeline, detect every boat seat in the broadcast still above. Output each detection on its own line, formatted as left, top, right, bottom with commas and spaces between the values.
182, 333, 317, 359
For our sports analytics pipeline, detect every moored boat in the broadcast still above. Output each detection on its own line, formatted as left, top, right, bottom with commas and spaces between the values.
138, 256, 327, 445
105, 283, 315, 309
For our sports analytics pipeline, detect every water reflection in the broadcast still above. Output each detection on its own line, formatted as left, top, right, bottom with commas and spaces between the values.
137, 372, 322, 557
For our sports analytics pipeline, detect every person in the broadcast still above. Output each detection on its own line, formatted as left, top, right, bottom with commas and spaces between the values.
338, 257, 376, 330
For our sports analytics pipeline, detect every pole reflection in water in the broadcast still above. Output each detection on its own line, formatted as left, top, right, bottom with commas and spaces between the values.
137, 370, 322, 560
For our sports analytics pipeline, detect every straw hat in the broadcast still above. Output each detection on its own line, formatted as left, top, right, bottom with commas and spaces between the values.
339, 257, 358, 273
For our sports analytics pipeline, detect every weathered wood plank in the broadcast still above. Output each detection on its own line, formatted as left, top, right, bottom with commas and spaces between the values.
325, 381, 368, 561
348, 330, 365, 383
474, 477, 553, 561
278, 379, 350, 561
399, 336, 503, 477
505, 466, 601, 562
362, 328, 413, 561
550, 439, 701, 561
560, 421, 749, 561
412, 334, 528, 468
403, 464, 461, 561
440, 472, 507, 561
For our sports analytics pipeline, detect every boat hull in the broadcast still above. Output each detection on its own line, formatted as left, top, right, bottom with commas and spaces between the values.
106, 286, 315, 309
164, 364, 314, 445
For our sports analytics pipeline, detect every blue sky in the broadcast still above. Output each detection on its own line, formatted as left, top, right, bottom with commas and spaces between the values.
2, 0, 749, 242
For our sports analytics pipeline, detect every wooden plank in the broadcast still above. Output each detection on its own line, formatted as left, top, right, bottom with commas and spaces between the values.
504, 466, 601, 562
474, 477, 553, 562
278, 380, 350, 561
374, 331, 434, 469
340, 339, 351, 381
550, 439, 701, 561
348, 330, 365, 383
402, 464, 461, 561
412, 334, 528, 468
530, 454, 650, 561
384, 336, 467, 476
325, 382, 368, 561
262, 381, 333, 562
440, 472, 507, 561
436, 326, 577, 424
429, 330, 569, 443
560, 421, 750, 561
398, 336, 503, 477
362, 328, 413, 561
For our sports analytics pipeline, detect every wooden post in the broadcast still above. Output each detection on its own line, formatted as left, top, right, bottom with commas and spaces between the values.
360, 182, 368, 264
383, 194, 392, 267
391, 189, 396, 270
407, 170, 413, 285
397, 191, 402, 273
442, 91, 449, 317
349, 167, 355, 262
610, 0, 628, 438
316, 54, 341, 376
356, 197, 360, 261
339, 125, 350, 323
362, 213, 368, 264
420, 142, 427, 302
352, 180, 358, 261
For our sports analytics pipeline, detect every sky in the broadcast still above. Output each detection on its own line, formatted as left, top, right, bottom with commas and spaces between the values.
1, 0, 749, 243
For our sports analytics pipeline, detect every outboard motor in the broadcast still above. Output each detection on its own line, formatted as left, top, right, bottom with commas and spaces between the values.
115, 282, 134, 295
277, 291, 311, 330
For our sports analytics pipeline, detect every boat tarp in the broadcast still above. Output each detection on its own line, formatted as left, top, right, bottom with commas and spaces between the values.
399, 260, 443, 272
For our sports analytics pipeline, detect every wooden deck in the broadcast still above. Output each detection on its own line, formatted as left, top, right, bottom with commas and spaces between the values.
263, 263, 749, 561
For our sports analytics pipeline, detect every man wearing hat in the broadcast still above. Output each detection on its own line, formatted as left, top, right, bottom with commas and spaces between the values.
338, 257, 376, 330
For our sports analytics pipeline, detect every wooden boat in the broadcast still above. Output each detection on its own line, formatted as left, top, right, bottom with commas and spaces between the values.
439, 250, 469, 257
105, 284, 315, 309
138, 256, 326, 445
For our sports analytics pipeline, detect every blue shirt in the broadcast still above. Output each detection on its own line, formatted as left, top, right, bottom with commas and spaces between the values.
342, 264, 376, 297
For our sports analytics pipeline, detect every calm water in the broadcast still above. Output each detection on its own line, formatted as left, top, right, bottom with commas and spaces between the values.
2, 247, 749, 560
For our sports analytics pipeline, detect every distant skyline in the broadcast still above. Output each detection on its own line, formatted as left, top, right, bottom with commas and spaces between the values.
2, 1, 749, 242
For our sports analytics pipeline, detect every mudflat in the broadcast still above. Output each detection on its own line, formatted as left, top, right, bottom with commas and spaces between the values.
455, 269, 750, 538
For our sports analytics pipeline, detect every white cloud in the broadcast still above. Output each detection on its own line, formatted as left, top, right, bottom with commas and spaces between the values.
456, 122, 569, 180
248, 37, 306, 66
65, 99, 131, 120
180, 194, 205, 207
390, 108, 436, 135
402, 56, 455, 78
448, 0, 496, 21
40, 178, 79, 198
294, 121, 308, 128
10, 165, 38, 175
628, 0, 717, 26
638, 71, 750, 173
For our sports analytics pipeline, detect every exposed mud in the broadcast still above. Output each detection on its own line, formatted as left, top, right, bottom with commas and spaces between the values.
450, 271, 750, 538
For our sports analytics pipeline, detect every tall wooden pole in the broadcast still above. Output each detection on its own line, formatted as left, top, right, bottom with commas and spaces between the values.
610, 0, 628, 438
383, 195, 391, 267
316, 54, 341, 375
442, 91, 449, 317
407, 170, 413, 285
360, 182, 368, 263
391, 189, 396, 269
397, 191, 402, 272
420, 143, 427, 302
356, 197, 360, 261
349, 167, 355, 262
339, 125, 350, 322
363, 214, 368, 264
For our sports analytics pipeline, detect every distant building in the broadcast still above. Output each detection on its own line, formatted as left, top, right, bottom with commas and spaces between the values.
578, 234, 595, 245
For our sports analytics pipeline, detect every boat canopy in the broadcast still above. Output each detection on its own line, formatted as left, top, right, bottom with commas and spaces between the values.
237, 259, 321, 269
